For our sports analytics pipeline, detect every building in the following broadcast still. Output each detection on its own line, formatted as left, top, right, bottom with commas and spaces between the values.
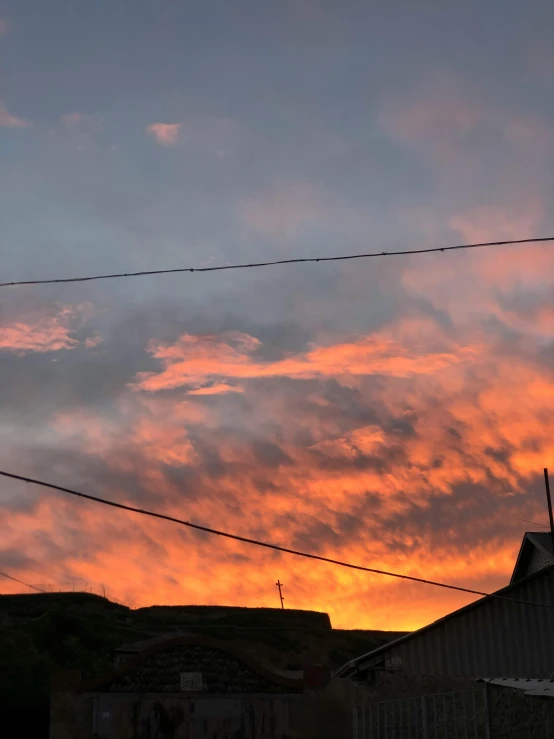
341, 531, 554, 738
49, 633, 357, 739
337, 533, 554, 682
479, 678, 554, 738
51, 634, 303, 738
511, 531, 554, 582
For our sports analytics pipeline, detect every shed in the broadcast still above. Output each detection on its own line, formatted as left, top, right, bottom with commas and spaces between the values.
336, 564, 554, 681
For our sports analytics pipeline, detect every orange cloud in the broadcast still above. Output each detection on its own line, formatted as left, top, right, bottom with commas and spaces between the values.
0, 445, 530, 632
0, 315, 77, 353
0, 306, 96, 354
147, 122, 182, 146
188, 383, 244, 395
4, 309, 554, 630
0, 100, 29, 128
84, 334, 103, 349
4, 318, 536, 625
134, 323, 480, 392
0, 18, 10, 35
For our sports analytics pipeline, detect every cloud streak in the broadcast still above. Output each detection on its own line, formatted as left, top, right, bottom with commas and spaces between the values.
147, 122, 182, 146
0, 306, 96, 354
133, 324, 480, 392
0, 101, 29, 129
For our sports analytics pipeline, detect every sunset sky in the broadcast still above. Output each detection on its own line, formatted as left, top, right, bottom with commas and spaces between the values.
2, 1, 554, 631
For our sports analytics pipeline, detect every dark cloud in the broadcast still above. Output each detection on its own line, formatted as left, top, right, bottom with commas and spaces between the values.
252, 441, 291, 468
0, 548, 36, 571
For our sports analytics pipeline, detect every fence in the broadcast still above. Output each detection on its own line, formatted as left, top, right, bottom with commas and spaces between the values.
353, 689, 488, 739
19, 582, 129, 606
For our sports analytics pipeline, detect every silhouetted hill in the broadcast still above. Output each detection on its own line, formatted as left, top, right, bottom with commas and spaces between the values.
0, 592, 407, 708
134, 604, 332, 629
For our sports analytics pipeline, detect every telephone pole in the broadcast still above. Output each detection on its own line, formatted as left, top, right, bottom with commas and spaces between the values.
276, 580, 285, 609
543, 468, 554, 555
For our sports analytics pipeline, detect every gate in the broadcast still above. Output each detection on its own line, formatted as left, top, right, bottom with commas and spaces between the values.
353, 690, 488, 738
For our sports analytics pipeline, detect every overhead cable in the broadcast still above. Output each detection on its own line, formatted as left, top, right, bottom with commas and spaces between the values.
1, 236, 553, 288
0, 569, 155, 636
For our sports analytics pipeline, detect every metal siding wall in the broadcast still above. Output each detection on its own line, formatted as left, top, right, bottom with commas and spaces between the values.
502, 592, 515, 675
442, 620, 453, 673
527, 547, 552, 576
380, 571, 554, 677
485, 601, 500, 671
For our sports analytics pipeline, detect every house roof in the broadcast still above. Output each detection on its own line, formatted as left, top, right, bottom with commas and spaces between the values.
335, 563, 554, 678
80, 635, 304, 695
480, 677, 554, 698
511, 532, 554, 583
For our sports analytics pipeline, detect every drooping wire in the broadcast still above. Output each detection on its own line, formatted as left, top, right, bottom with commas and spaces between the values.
1, 236, 553, 288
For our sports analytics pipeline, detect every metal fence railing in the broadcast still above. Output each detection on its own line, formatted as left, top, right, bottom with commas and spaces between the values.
354, 689, 488, 739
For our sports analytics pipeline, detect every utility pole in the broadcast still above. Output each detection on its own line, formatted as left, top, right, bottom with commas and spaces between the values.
276, 580, 285, 609
543, 468, 554, 555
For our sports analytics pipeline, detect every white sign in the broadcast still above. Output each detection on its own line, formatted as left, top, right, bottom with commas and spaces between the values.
180, 672, 203, 691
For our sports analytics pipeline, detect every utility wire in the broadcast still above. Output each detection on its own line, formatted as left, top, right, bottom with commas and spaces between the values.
518, 518, 550, 529
0, 570, 50, 594
1, 236, 553, 288
2, 469, 554, 610
0, 570, 156, 637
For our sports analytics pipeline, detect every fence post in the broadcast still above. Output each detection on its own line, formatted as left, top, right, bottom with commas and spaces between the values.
421, 695, 429, 739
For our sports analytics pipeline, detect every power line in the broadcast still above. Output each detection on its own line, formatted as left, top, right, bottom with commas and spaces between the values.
2, 469, 554, 611
518, 518, 550, 529
0, 570, 155, 637
0, 570, 49, 594
1, 236, 553, 288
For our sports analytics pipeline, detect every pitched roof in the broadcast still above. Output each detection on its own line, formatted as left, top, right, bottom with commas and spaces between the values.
335, 563, 554, 678
511, 532, 554, 584
530, 532, 554, 556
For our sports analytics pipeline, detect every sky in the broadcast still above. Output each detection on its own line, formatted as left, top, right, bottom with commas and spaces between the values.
2, 0, 554, 631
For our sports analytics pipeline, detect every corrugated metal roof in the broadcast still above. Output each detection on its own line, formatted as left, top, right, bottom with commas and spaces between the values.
481, 677, 554, 698
336, 564, 554, 678
528, 532, 554, 557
